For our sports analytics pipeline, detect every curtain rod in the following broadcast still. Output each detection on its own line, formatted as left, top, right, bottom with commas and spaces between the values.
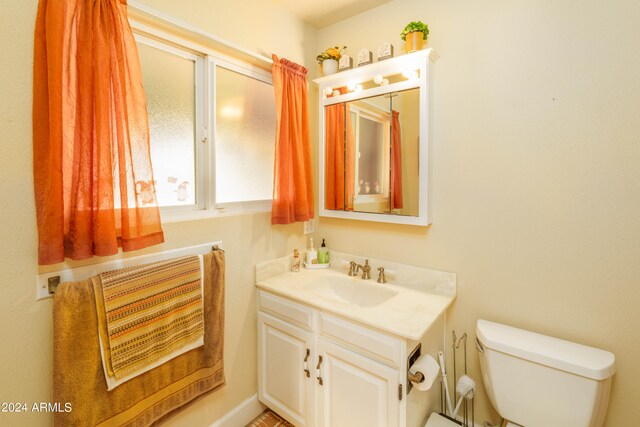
127, 0, 273, 66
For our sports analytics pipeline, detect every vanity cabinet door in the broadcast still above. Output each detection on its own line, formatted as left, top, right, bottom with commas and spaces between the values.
258, 312, 314, 427
316, 338, 399, 427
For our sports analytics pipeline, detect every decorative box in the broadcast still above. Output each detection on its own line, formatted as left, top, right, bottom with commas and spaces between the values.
357, 49, 373, 67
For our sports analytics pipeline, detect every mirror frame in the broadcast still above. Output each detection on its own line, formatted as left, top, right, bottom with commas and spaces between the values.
314, 48, 438, 225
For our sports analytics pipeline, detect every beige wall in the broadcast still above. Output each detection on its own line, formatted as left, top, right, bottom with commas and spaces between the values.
317, 0, 640, 425
0, 0, 315, 426
3, 0, 640, 426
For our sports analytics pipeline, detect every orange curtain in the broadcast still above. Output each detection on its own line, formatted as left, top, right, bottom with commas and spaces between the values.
391, 111, 403, 209
33, 0, 164, 265
324, 96, 355, 211
271, 55, 314, 224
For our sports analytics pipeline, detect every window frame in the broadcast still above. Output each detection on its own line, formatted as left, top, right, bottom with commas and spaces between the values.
132, 31, 275, 223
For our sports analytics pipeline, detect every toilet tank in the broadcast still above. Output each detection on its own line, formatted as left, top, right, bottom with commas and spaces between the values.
476, 320, 615, 427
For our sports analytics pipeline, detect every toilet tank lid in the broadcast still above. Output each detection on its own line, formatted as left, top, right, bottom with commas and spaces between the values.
476, 319, 615, 380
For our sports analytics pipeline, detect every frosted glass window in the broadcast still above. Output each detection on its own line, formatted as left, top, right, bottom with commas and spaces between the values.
138, 42, 197, 207
214, 66, 275, 204
358, 117, 384, 195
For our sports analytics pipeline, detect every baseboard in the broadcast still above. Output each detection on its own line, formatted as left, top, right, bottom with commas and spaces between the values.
209, 394, 266, 427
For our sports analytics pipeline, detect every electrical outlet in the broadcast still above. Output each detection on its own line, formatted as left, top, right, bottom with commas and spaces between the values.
303, 219, 315, 235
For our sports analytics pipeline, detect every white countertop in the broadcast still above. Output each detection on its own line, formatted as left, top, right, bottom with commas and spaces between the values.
255, 252, 457, 341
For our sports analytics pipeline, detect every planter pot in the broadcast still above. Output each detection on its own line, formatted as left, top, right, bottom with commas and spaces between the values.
405, 31, 426, 53
322, 59, 338, 75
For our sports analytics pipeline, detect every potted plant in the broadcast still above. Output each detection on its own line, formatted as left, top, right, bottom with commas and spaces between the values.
316, 46, 346, 75
400, 21, 429, 53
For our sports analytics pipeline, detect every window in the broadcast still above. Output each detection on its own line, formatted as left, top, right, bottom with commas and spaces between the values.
137, 36, 204, 210
135, 34, 275, 219
212, 60, 276, 207
349, 102, 391, 201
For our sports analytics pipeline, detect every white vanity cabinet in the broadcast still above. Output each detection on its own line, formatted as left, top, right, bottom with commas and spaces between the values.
255, 252, 456, 426
258, 289, 442, 427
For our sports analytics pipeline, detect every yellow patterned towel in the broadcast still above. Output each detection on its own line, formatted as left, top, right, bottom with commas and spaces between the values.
92, 255, 205, 390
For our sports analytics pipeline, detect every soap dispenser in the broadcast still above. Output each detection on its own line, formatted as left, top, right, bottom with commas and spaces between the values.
318, 239, 329, 264
291, 249, 301, 272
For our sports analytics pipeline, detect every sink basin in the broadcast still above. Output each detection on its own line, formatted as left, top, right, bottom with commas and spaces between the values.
302, 274, 398, 308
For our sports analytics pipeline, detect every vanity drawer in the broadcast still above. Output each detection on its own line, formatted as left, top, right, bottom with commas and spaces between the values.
319, 313, 402, 368
258, 290, 315, 331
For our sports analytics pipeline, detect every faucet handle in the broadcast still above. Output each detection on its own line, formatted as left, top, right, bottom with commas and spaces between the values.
377, 267, 387, 284
348, 261, 358, 276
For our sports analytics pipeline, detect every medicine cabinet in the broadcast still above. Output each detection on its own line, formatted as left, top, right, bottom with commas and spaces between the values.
314, 49, 438, 226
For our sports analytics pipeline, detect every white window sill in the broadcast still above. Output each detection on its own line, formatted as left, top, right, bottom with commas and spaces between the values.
160, 201, 272, 224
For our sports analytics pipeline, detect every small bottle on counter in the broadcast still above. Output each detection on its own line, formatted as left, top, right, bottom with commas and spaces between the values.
291, 249, 301, 272
306, 237, 318, 265
318, 238, 330, 264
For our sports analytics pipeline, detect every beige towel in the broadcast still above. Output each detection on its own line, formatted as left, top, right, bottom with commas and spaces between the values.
53, 251, 225, 427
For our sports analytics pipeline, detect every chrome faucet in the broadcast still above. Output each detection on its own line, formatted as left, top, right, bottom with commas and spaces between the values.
356, 259, 371, 280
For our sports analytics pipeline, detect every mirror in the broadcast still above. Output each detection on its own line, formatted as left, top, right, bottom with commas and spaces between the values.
315, 48, 436, 225
324, 89, 420, 217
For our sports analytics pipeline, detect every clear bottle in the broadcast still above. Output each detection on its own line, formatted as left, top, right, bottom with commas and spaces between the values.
318, 238, 329, 264
306, 237, 318, 265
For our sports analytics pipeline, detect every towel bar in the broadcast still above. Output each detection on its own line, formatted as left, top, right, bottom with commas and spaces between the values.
36, 241, 223, 301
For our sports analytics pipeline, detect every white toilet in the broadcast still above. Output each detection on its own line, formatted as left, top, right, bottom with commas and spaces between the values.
476, 319, 615, 427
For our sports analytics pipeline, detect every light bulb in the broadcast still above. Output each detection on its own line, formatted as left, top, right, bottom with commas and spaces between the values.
347, 81, 357, 91
355, 84, 363, 92
332, 90, 341, 97
382, 78, 389, 85
373, 74, 383, 85
403, 69, 419, 80
324, 86, 333, 96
